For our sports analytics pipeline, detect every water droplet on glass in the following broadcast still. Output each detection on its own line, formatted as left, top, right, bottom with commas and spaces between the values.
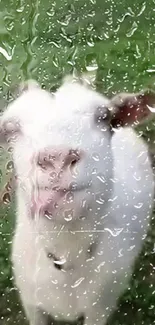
66, 192, 74, 203
6, 160, 14, 172
92, 153, 100, 162
109, 196, 118, 202
5, 180, 12, 192
71, 277, 85, 288
44, 211, 53, 220
134, 202, 143, 209
104, 227, 123, 237
118, 249, 123, 257
54, 258, 66, 266
97, 173, 106, 183
57, 14, 71, 27
0, 44, 15, 61
52, 54, 59, 68
133, 173, 141, 181
132, 215, 138, 221
126, 21, 138, 37
92, 168, 97, 175
47, 8, 55, 17
118, 9, 134, 23
146, 68, 155, 73
0, 146, 4, 154
95, 261, 105, 273
8, 146, 13, 153
2, 192, 11, 204
147, 105, 155, 113
96, 193, 105, 205
86, 61, 98, 71
128, 245, 135, 252
137, 2, 146, 16
64, 209, 73, 222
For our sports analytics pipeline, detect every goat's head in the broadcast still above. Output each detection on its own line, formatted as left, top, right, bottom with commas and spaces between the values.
0, 75, 155, 224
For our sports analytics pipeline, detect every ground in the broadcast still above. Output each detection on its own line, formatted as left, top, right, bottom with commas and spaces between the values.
0, 0, 155, 324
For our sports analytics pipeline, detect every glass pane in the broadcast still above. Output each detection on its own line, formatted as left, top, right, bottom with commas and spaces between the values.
0, 0, 154, 324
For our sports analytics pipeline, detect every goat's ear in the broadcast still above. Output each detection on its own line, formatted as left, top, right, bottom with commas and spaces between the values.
110, 89, 155, 128
0, 79, 40, 143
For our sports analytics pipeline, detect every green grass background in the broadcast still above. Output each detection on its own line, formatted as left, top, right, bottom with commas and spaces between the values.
0, 0, 155, 324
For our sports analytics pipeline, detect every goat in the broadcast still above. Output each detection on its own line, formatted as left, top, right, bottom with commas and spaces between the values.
0, 75, 154, 325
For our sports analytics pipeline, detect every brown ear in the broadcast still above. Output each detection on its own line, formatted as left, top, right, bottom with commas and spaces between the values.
110, 89, 155, 128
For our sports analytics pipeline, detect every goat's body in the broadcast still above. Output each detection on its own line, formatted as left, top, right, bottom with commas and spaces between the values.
12, 127, 154, 325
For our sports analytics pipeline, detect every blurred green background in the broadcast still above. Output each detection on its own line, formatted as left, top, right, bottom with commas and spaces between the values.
0, 0, 155, 324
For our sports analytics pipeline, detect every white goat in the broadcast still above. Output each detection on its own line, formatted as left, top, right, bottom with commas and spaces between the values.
0, 75, 154, 325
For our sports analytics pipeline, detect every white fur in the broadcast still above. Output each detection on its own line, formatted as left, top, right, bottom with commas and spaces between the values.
1, 78, 154, 325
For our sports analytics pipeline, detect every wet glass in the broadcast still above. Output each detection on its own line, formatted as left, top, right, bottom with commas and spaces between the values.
0, 0, 155, 324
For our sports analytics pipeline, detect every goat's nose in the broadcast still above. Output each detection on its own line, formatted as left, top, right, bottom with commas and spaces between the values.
63, 149, 81, 168
37, 148, 81, 170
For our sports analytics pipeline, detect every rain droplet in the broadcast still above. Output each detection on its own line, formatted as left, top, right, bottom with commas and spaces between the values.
64, 209, 73, 222
5, 181, 12, 192
47, 8, 55, 17
137, 2, 146, 16
44, 211, 53, 220
97, 173, 106, 183
96, 193, 105, 205
54, 258, 66, 266
92, 153, 100, 162
66, 192, 74, 203
118, 249, 123, 257
6, 160, 14, 172
0, 145, 4, 153
126, 21, 138, 37
147, 105, 155, 113
95, 261, 105, 273
134, 202, 143, 209
128, 245, 135, 252
8, 146, 13, 153
86, 62, 98, 71
104, 227, 123, 237
118, 9, 134, 23
81, 199, 87, 208
71, 277, 85, 288
146, 69, 155, 73
86, 57, 98, 71
2, 192, 11, 204
132, 215, 138, 220
135, 44, 141, 58
57, 14, 71, 27
133, 173, 141, 181
0, 45, 15, 61
109, 196, 118, 202
52, 54, 59, 68
92, 168, 97, 175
